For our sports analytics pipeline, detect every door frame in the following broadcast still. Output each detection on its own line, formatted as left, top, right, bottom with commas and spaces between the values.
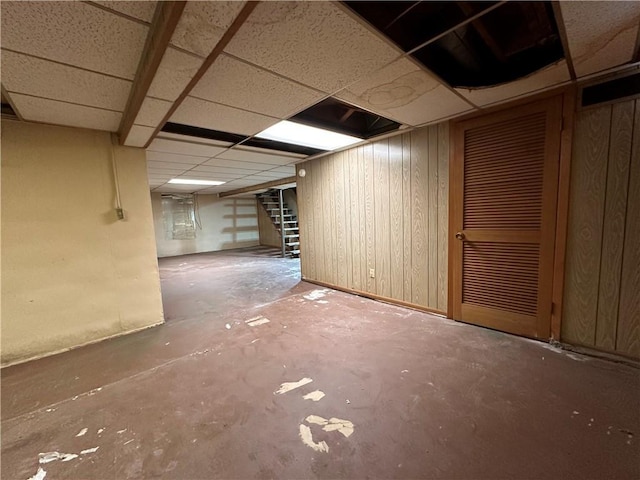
447, 86, 577, 340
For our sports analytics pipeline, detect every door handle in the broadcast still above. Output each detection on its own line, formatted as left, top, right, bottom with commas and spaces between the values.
455, 232, 465, 241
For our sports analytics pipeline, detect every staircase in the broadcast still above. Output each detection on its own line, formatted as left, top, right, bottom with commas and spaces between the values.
256, 190, 300, 258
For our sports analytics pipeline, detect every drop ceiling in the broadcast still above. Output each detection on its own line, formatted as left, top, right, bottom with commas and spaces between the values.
1, 0, 639, 194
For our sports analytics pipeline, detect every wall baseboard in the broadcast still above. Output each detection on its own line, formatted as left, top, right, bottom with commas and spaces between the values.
1, 321, 164, 369
301, 276, 447, 317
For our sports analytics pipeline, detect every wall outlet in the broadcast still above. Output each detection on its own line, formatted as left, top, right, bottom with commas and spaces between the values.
369, 268, 375, 278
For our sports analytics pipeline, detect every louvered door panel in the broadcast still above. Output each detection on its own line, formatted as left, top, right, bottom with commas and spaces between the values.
451, 97, 563, 338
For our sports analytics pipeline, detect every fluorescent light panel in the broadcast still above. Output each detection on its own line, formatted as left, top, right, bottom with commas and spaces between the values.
255, 120, 362, 151
168, 179, 226, 186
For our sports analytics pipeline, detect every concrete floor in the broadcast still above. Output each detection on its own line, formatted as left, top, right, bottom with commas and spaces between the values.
2, 246, 639, 479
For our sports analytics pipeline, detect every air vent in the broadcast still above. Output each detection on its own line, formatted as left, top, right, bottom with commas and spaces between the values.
581, 71, 640, 108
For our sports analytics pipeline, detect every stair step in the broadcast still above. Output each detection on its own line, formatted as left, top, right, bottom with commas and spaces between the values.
273, 220, 297, 224
281, 227, 299, 231
284, 233, 299, 238
289, 250, 300, 255
286, 241, 300, 247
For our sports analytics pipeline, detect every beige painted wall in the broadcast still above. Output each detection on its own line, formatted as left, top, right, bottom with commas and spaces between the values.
562, 99, 640, 358
1, 120, 164, 366
151, 194, 259, 257
297, 123, 449, 313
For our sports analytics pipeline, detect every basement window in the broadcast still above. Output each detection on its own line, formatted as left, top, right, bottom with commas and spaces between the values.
162, 194, 197, 240
345, 1, 564, 89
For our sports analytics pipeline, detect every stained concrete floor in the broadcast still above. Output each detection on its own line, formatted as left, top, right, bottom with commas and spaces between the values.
2, 246, 639, 479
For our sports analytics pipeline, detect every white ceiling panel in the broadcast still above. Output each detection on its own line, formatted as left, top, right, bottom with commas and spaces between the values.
147, 138, 230, 157
1, 1, 148, 80
188, 165, 263, 175
1, 50, 132, 111
153, 184, 207, 193
233, 144, 306, 159
225, 2, 400, 94
561, 1, 640, 78
250, 171, 294, 179
147, 160, 198, 170
202, 158, 278, 170
146, 150, 209, 165
456, 60, 571, 107
266, 166, 296, 174
191, 54, 324, 118
173, 171, 241, 181
336, 58, 473, 127
171, 1, 246, 57
242, 174, 288, 181
147, 47, 203, 102
125, 125, 155, 147
134, 97, 173, 127
148, 167, 189, 175
171, 96, 278, 136
156, 131, 234, 147
217, 148, 302, 165
91, 1, 157, 23
11, 94, 121, 132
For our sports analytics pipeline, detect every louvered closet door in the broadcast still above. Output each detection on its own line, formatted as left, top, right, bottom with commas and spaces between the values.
451, 96, 562, 338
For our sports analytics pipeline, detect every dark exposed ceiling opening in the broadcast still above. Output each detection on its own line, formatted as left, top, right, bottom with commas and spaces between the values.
160, 122, 324, 156
290, 97, 401, 139
1, 102, 17, 118
344, 1, 565, 89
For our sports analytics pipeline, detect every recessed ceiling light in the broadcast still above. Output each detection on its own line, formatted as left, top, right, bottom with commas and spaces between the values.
168, 179, 226, 186
255, 120, 363, 151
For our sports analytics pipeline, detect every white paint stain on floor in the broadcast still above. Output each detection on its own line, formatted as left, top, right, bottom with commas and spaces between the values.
39, 452, 78, 464
303, 289, 329, 301
75, 428, 88, 437
304, 415, 355, 438
299, 424, 329, 453
28, 467, 46, 480
274, 377, 312, 395
80, 447, 99, 455
303, 390, 325, 402
245, 316, 270, 327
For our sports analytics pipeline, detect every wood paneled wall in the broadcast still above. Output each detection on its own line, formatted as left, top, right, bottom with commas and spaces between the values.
297, 123, 449, 313
562, 99, 640, 358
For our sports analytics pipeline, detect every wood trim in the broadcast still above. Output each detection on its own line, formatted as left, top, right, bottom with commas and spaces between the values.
454, 85, 571, 123
118, 1, 186, 144
461, 304, 537, 338
143, 1, 260, 148
218, 176, 296, 198
301, 277, 447, 317
449, 119, 464, 320
550, 87, 577, 340
551, 2, 576, 80
1, 85, 24, 121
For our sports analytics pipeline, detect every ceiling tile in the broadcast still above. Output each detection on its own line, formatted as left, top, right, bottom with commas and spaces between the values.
154, 184, 206, 193
148, 166, 189, 175
134, 97, 173, 127
225, 2, 400, 94
11, 94, 121, 132
156, 131, 235, 147
455, 61, 571, 107
146, 150, 208, 165
91, 1, 157, 23
336, 58, 473, 127
189, 165, 261, 175
1, 50, 131, 111
171, 96, 278, 136
147, 160, 197, 170
266, 166, 296, 175
191, 54, 324, 118
147, 138, 229, 157
171, 1, 246, 57
1, 1, 148, 79
147, 47, 203, 101
561, 1, 640, 78
217, 148, 302, 165
251, 171, 293, 179
125, 125, 155, 147
202, 158, 277, 170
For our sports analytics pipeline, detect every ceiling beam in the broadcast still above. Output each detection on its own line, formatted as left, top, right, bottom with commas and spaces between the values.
118, 1, 186, 144
551, 2, 577, 80
218, 176, 296, 198
143, 1, 260, 149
